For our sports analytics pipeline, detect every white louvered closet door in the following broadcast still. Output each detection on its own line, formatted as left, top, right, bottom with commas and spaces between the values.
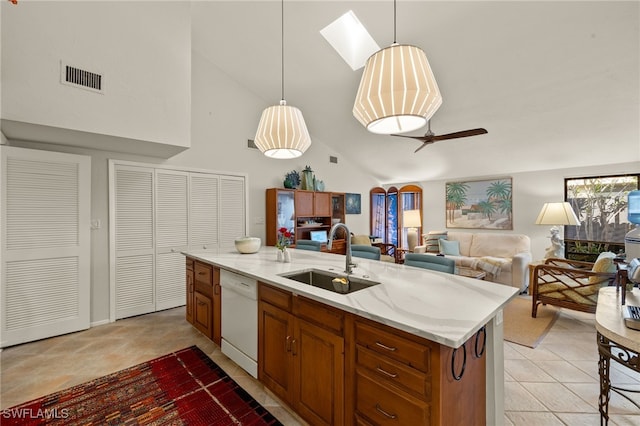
220, 176, 246, 248
1, 146, 91, 348
189, 173, 219, 251
113, 165, 155, 319
155, 170, 188, 311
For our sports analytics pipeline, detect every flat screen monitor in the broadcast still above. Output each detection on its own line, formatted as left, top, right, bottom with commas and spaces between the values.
310, 230, 328, 243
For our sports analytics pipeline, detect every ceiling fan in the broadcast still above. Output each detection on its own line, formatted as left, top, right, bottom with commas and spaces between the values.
391, 121, 488, 153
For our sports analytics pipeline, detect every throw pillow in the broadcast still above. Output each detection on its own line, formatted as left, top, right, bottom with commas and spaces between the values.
425, 231, 447, 253
439, 238, 460, 256
588, 255, 617, 285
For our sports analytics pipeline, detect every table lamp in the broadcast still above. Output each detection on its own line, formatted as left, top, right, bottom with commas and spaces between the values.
403, 209, 422, 252
535, 202, 580, 258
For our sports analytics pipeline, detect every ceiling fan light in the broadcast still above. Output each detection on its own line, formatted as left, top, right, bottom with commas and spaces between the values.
254, 101, 312, 159
353, 44, 442, 134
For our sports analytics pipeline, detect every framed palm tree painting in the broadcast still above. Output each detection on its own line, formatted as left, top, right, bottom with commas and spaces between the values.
445, 178, 512, 229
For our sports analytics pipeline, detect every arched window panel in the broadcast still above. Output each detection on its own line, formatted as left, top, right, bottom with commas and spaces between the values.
387, 187, 398, 247
370, 187, 387, 241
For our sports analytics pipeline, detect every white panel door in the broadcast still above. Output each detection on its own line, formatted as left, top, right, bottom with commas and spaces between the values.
155, 170, 188, 311
189, 173, 219, 251
220, 176, 246, 248
1, 146, 91, 348
113, 165, 155, 319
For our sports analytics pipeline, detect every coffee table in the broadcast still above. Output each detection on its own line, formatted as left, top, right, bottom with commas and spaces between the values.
457, 266, 486, 280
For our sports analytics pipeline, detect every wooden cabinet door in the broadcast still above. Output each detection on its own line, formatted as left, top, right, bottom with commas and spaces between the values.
295, 190, 315, 217
259, 301, 295, 405
186, 265, 194, 324
294, 319, 345, 426
314, 192, 332, 216
194, 292, 213, 339
212, 269, 222, 345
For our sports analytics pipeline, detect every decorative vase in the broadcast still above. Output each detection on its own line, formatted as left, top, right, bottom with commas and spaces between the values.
302, 169, 314, 191
283, 248, 291, 263
277, 249, 284, 262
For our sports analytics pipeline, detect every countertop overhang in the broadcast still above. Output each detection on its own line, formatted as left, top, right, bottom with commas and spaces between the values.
184, 247, 518, 348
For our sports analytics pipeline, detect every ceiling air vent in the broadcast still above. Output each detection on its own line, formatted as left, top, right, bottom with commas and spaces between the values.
60, 62, 103, 93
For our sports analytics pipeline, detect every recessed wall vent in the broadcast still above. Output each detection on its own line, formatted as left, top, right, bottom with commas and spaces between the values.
247, 139, 258, 150
330, 155, 338, 164
60, 62, 103, 93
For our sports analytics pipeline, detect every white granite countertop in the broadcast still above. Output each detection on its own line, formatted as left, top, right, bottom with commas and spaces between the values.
185, 246, 518, 348
596, 287, 640, 353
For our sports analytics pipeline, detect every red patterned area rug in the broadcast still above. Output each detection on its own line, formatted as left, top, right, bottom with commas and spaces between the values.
3, 346, 283, 425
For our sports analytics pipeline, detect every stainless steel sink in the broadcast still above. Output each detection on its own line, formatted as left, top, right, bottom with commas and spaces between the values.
279, 269, 380, 294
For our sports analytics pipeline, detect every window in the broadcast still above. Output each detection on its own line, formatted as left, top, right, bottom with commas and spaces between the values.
565, 174, 639, 261
370, 185, 422, 249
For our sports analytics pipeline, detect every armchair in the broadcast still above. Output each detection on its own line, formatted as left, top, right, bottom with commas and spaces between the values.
531, 256, 618, 317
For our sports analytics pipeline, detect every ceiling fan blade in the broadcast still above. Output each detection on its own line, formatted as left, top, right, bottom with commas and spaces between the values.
391, 133, 434, 142
431, 128, 488, 141
414, 141, 433, 153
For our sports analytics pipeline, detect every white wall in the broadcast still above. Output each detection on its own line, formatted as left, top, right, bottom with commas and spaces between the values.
169, 51, 378, 239
415, 161, 640, 260
1, 1, 191, 149
2, 49, 378, 325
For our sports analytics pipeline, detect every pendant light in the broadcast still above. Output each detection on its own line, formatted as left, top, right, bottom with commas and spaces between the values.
254, 0, 311, 159
353, 0, 442, 135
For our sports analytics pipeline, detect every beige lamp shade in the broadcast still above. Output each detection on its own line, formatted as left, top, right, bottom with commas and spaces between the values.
254, 100, 312, 159
403, 209, 422, 228
535, 202, 580, 226
353, 44, 442, 135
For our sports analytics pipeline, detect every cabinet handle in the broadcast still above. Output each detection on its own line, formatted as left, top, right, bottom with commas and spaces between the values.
375, 341, 397, 352
198, 272, 206, 275
291, 338, 297, 356
286, 336, 292, 352
375, 403, 397, 419
375, 366, 398, 378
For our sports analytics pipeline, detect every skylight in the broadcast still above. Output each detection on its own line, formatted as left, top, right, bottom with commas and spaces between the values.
320, 10, 380, 71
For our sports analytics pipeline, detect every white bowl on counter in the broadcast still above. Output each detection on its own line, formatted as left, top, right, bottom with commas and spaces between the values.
234, 236, 261, 254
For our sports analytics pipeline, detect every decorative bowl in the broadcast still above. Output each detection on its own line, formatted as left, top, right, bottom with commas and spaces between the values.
234, 236, 261, 254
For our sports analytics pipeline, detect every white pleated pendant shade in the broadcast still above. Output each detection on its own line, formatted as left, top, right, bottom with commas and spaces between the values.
254, 100, 312, 159
353, 44, 442, 134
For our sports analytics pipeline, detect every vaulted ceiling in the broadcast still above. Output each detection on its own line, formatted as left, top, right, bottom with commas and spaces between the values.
191, 1, 639, 183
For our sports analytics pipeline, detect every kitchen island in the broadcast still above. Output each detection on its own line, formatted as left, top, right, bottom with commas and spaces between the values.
185, 246, 518, 425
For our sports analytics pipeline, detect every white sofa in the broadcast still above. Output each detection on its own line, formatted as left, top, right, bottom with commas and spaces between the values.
415, 231, 532, 292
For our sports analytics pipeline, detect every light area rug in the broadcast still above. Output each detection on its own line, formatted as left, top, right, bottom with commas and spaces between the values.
503, 296, 559, 348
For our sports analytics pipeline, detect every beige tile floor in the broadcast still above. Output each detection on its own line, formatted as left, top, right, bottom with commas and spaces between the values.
2, 301, 640, 425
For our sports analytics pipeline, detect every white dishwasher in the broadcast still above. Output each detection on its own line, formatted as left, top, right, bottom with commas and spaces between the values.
220, 269, 258, 378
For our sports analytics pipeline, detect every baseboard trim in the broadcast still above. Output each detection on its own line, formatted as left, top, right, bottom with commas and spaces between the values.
90, 319, 111, 328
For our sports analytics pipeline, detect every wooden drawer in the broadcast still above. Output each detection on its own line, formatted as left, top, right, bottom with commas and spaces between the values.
354, 414, 375, 426
295, 296, 344, 335
355, 321, 430, 373
259, 283, 292, 312
194, 261, 212, 285
356, 345, 430, 400
356, 369, 430, 425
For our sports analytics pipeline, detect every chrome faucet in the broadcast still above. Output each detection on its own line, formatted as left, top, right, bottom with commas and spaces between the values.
328, 222, 355, 274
